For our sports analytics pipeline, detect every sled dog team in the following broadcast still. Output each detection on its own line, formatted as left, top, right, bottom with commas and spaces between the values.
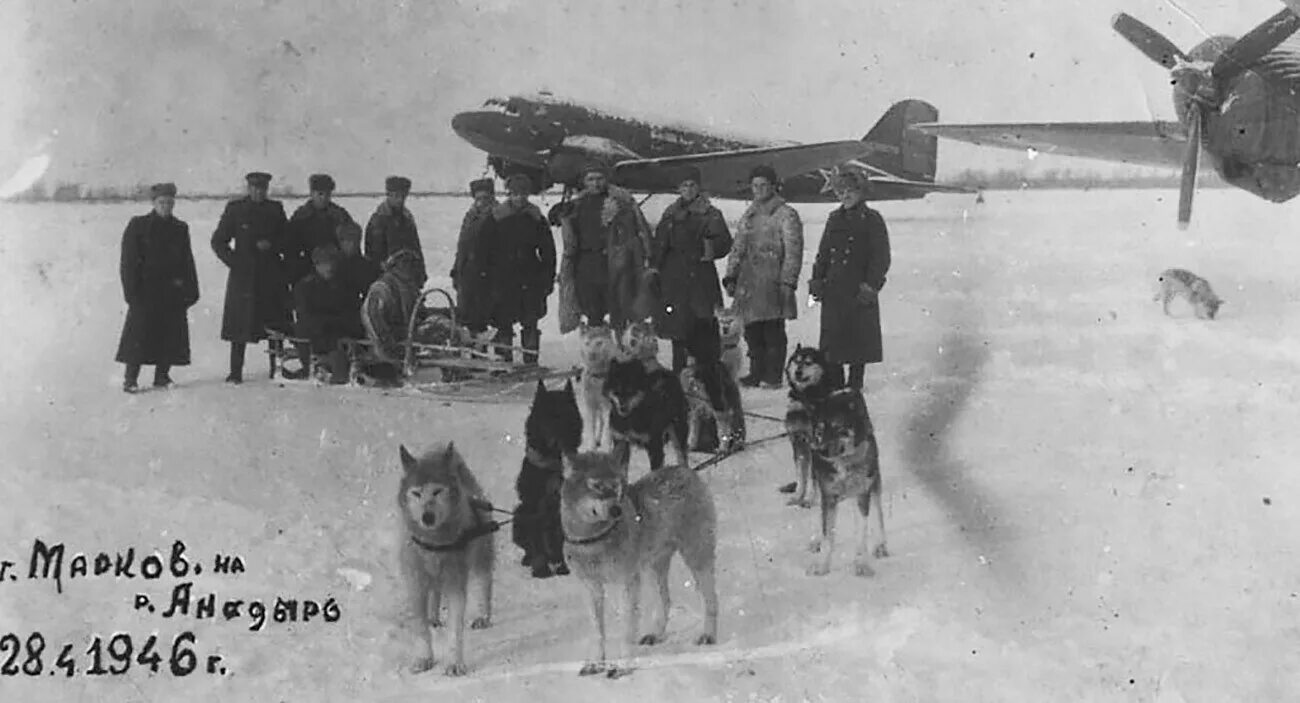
396, 315, 887, 678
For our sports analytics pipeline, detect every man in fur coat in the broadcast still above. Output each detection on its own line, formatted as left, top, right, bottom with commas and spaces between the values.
361, 249, 425, 376
808, 170, 891, 391
650, 166, 733, 374
723, 165, 804, 388
452, 177, 497, 338
364, 175, 426, 281
212, 171, 295, 384
116, 182, 200, 393
478, 173, 557, 365
287, 173, 356, 283
556, 163, 656, 334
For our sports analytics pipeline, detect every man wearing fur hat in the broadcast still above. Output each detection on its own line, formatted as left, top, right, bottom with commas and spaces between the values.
477, 173, 556, 365
292, 244, 365, 383
452, 178, 497, 338
364, 175, 426, 280
650, 166, 732, 375
287, 173, 356, 283
723, 164, 804, 388
556, 162, 656, 334
361, 249, 426, 379
212, 171, 295, 384
116, 182, 200, 393
807, 170, 891, 391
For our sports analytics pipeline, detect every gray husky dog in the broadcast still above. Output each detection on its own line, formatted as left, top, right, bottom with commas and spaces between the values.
396, 442, 496, 676
560, 450, 719, 677
1153, 267, 1224, 320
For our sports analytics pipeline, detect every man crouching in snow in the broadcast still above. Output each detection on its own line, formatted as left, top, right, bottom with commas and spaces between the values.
361, 249, 427, 383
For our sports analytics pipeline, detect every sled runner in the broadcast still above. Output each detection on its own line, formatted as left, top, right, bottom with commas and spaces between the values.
264, 287, 578, 389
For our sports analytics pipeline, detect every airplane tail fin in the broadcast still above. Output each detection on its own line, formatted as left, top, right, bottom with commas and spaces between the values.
862, 99, 939, 182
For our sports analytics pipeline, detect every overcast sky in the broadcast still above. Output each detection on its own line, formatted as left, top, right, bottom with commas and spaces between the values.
0, 0, 1291, 192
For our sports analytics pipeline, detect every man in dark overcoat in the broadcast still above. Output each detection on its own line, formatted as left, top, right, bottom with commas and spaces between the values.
287, 173, 355, 283
116, 182, 200, 393
807, 170, 892, 391
650, 166, 733, 374
364, 175, 426, 280
451, 178, 497, 339
293, 244, 365, 383
335, 220, 381, 310
211, 171, 294, 384
478, 173, 556, 365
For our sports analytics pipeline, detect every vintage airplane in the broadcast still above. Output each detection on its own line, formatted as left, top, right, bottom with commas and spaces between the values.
450, 92, 973, 202
910, 1, 1300, 228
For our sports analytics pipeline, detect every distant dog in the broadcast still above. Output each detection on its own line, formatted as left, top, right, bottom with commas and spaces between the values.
1153, 268, 1224, 320
513, 379, 583, 579
782, 345, 845, 507
620, 318, 663, 371
681, 355, 746, 455
715, 306, 744, 381
396, 442, 496, 676
560, 450, 719, 677
578, 320, 619, 449
604, 356, 691, 472
805, 388, 887, 577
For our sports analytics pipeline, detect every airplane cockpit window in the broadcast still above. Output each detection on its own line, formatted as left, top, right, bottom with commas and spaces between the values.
481, 97, 522, 117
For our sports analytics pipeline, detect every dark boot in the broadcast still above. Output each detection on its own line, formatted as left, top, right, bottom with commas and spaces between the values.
671, 341, 689, 374
847, 363, 865, 391
761, 349, 785, 389
739, 354, 763, 387
152, 364, 174, 389
123, 364, 141, 393
520, 326, 541, 366
227, 343, 246, 384
492, 327, 515, 363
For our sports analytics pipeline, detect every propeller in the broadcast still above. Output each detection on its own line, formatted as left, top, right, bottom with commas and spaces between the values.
1111, 5, 1300, 228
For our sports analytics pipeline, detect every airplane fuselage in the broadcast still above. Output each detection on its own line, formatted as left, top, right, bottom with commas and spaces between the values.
451, 94, 932, 202
1185, 35, 1300, 203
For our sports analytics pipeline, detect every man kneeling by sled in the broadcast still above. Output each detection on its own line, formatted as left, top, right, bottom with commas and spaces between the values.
291, 244, 366, 383
361, 249, 427, 384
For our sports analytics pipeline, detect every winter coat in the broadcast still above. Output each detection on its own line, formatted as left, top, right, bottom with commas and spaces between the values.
809, 202, 891, 365
361, 269, 420, 365
364, 201, 425, 279
336, 254, 381, 308
294, 272, 365, 348
649, 194, 732, 341
452, 199, 496, 330
479, 200, 557, 327
556, 186, 656, 333
212, 197, 294, 343
724, 195, 803, 324
287, 201, 355, 282
115, 211, 199, 365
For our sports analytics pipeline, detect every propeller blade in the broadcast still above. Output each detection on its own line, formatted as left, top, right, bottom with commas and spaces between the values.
1112, 13, 1188, 69
1211, 8, 1300, 81
1177, 108, 1203, 229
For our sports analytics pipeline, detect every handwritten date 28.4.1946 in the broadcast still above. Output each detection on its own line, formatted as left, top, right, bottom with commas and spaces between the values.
0, 631, 225, 678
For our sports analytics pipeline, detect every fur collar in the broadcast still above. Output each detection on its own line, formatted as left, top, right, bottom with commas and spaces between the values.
570, 185, 640, 227
664, 194, 714, 220
375, 200, 414, 221
492, 200, 544, 222
744, 194, 788, 219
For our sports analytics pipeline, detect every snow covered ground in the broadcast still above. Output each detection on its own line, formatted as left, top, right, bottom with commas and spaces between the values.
3, 189, 1300, 702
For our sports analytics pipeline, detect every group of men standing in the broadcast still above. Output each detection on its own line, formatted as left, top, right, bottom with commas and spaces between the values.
115, 172, 429, 391
116, 160, 893, 395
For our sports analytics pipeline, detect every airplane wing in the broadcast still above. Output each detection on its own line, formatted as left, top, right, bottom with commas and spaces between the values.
611, 140, 878, 194
908, 121, 1188, 168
